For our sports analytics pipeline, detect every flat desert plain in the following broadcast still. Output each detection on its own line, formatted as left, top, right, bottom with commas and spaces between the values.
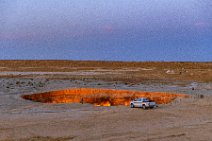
0, 61, 212, 141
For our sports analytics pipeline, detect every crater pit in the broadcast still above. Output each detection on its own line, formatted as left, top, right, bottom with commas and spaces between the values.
21, 88, 189, 106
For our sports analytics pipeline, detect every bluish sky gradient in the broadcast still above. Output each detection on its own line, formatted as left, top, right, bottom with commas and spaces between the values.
1, 0, 212, 61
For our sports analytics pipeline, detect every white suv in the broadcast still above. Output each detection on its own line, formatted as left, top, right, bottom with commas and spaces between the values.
130, 98, 156, 109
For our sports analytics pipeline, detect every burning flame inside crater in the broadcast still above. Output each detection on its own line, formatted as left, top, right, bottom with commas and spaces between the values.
21, 88, 189, 106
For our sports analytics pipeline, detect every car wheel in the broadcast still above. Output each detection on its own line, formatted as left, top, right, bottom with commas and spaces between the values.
130, 103, 134, 108
142, 105, 146, 110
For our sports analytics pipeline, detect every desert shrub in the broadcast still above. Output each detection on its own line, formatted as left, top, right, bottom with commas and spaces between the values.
199, 94, 204, 99
21, 81, 25, 84
28, 81, 33, 86
16, 81, 20, 85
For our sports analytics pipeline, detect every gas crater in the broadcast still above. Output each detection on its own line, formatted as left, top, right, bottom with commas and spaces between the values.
21, 88, 189, 106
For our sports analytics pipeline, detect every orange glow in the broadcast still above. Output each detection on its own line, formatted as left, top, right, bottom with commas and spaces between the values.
21, 88, 189, 106
95, 101, 111, 107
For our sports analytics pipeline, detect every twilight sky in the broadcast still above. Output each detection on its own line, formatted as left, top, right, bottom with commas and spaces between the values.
0, 0, 212, 61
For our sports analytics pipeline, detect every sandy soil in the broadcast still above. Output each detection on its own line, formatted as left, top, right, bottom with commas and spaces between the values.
0, 61, 212, 141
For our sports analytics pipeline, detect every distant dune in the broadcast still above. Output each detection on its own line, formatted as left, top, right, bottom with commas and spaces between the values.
0, 60, 212, 69
0, 60, 212, 82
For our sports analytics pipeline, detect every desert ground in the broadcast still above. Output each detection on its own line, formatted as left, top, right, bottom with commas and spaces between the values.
0, 60, 212, 141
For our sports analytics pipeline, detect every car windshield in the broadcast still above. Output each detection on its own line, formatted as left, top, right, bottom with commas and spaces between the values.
143, 99, 150, 102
